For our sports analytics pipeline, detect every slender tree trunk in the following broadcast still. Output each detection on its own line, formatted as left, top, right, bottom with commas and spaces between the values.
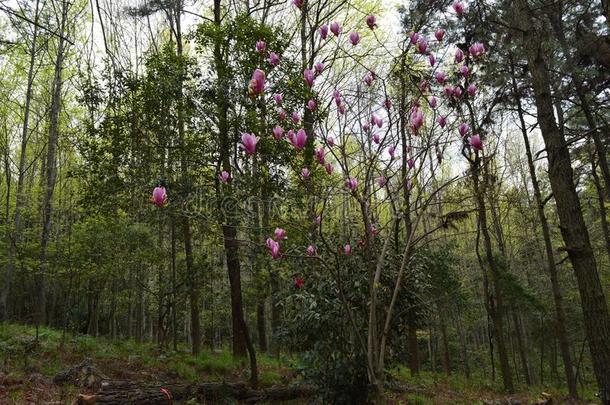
516, 3, 610, 401
510, 58, 577, 397
512, 310, 532, 386
439, 310, 451, 375
0, 0, 40, 321
38, 0, 68, 327
407, 319, 419, 375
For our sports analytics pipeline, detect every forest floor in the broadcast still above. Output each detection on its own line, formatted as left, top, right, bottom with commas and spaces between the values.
0, 324, 600, 404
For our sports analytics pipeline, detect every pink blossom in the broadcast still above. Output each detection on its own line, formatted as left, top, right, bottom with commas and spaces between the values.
303, 69, 315, 87
289, 128, 308, 149
320, 24, 329, 39
470, 134, 483, 150
326, 136, 335, 147
443, 86, 453, 98
409, 31, 420, 45
384, 98, 392, 110
346, 177, 358, 191
373, 134, 380, 144
274, 93, 283, 105
338, 104, 346, 115
293, 0, 303, 8
268, 52, 280, 66
458, 122, 470, 137
388, 146, 396, 159
274, 228, 287, 240
330, 21, 341, 36
344, 244, 352, 255
453, 1, 465, 17
429, 53, 436, 66
429, 96, 438, 109
437, 115, 447, 128
410, 108, 425, 131
315, 216, 322, 225
314, 62, 324, 75
151, 186, 167, 207
306, 245, 316, 256
266, 238, 281, 259
435, 71, 446, 84
315, 147, 325, 164
455, 48, 464, 63
363, 72, 374, 86
420, 79, 430, 92
435, 29, 445, 41
292, 111, 301, 124
469, 42, 486, 57
219, 171, 230, 184
241, 132, 259, 155
453, 86, 463, 99
377, 176, 387, 187
467, 84, 477, 97
349, 31, 360, 45
325, 162, 333, 175
278, 109, 287, 121
417, 38, 428, 54
459, 65, 470, 77
273, 125, 284, 140
372, 114, 383, 128
248, 69, 266, 96
363, 123, 371, 133
407, 158, 415, 169
307, 99, 317, 110
333, 90, 342, 106
301, 168, 311, 179
366, 15, 377, 30
255, 40, 266, 53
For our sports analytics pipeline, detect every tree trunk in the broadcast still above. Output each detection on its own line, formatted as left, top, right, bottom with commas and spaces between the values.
407, 319, 419, 375
0, 0, 40, 321
510, 57, 577, 398
38, 0, 68, 327
512, 310, 532, 386
516, 3, 610, 401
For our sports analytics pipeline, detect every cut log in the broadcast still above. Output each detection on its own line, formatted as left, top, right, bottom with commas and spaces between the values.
75, 381, 316, 404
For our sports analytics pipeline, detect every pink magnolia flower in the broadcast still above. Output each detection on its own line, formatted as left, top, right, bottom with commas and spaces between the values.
333, 90, 342, 106
384, 98, 392, 110
325, 162, 333, 175
248, 69, 266, 96
219, 171, 230, 184
274, 93, 283, 105
326, 136, 335, 147
315, 216, 322, 225
315, 147, 325, 164
406, 179, 414, 191
443, 86, 453, 98
255, 40, 266, 53
346, 177, 358, 191
301, 167, 311, 179
306, 245, 316, 256
349, 31, 360, 45
330, 21, 341, 36
266, 238, 281, 259
453, 86, 463, 98
455, 48, 464, 63
370, 225, 380, 236
429, 96, 438, 109
377, 176, 387, 187
470, 134, 483, 150
372, 114, 383, 128
268, 52, 280, 66
151, 186, 167, 207
420, 79, 430, 92
453, 1, 465, 17
366, 15, 377, 30
435, 71, 446, 84
467, 84, 477, 97
274, 228, 287, 240
417, 38, 428, 54
469, 42, 486, 57
429, 53, 436, 66
338, 104, 346, 115
303, 69, 315, 87
458, 122, 470, 137
292, 111, 301, 124
314, 62, 324, 75
437, 115, 447, 128
241, 132, 259, 155
363, 72, 374, 86
344, 244, 352, 255
320, 24, 329, 39
289, 128, 308, 149
363, 123, 371, 133
410, 108, 425, 131
373, 133, 381, 144
293, 0, 303, 9
273, 125, 284, 140
459, 65, 470, 77
409, 31, 420, 45
388, 146, 396, 159
435, 29, 445, 41
307, 99, 317, 110
407, 158, 415, 169
278, 109, 287, 121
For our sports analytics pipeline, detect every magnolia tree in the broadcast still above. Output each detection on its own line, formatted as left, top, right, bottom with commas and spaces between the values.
152, 0, 486, 399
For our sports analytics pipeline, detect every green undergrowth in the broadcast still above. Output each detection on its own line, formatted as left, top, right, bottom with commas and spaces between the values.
0, 323, 293, 387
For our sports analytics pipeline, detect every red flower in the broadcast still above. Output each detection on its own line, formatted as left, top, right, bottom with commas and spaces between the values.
294, 277, 305, 289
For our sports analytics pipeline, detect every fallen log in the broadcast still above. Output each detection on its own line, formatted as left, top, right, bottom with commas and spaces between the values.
76, 381, 316, 404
